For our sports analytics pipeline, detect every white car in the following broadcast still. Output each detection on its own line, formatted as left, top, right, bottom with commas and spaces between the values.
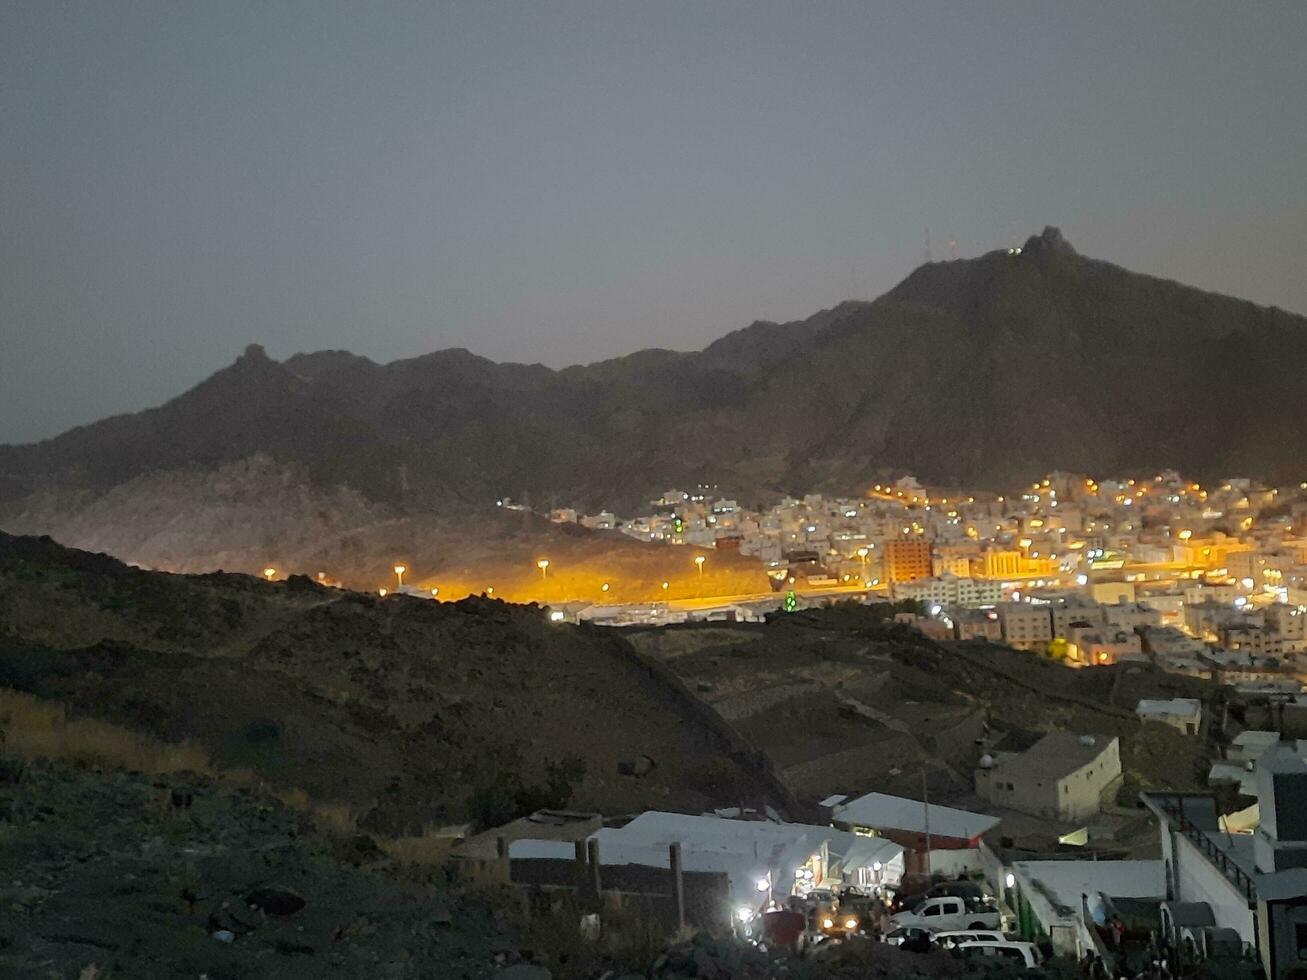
890, 895, 1002, 932
955, 940, 1044, 969
933, 929, 1007, 949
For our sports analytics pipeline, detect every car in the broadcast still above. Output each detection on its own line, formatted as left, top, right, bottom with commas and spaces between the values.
955, 940, 1044, 969
932, 929, 1007, 949
890, 895, 1002, 932
816, 908, 863, 940
883, 926, 934, 951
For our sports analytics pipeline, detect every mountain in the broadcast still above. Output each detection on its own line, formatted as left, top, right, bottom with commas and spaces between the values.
2, 227, 1305, 578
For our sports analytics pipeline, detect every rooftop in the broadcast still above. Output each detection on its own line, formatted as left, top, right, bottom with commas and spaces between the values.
984, 733, 1118, 781
833, 791, 1001, 841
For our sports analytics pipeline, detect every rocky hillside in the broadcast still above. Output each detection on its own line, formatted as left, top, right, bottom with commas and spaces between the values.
0, 454, 770, 597
0, 760, 511, 980
0, 532, 787, 835
3, 227, 1305, 518
2, 227, 1303, 585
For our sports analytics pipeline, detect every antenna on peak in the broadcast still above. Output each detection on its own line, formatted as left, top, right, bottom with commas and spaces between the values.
924, 227, 933, 263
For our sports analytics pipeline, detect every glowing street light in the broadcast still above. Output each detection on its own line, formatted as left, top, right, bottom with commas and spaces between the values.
661, 581, 670, 591
263, 567, 276, 582
694, 555, 706, 577
601, 582, 610, 593
378, 588, 388, 597
393, 563, 407, 588
537, 558, 550, 580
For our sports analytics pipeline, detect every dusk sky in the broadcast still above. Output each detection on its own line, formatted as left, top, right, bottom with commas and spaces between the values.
3, 1, 1305, 444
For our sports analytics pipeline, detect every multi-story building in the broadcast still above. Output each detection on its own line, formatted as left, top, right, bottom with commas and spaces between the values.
883, 539, 932, 584
980, 549, 1023, 579
892, 574, 1002, 608
996, 602, 1054, 651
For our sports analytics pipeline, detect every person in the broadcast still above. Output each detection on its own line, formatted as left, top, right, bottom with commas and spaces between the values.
1112, 916, 1126, 949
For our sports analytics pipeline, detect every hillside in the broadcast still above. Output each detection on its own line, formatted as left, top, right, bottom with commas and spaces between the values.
0, 532, 788, 835
2, 227, 1305, 579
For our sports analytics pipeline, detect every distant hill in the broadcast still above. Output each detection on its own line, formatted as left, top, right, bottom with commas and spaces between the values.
2, 226, 1305, 575
0, 532, 790, 834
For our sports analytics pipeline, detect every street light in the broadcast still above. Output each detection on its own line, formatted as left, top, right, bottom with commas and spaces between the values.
393, 563, 407, 589
263, 567, 276, 582
694, 555, 706, 578
537, 559, 550, 580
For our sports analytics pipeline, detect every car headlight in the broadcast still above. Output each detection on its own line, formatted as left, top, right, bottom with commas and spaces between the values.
822, 918, 834, 929
735, 906, 755, 922
845, 918, 858, 929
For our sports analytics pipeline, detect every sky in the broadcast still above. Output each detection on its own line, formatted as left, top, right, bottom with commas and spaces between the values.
3, 2, 1306, 444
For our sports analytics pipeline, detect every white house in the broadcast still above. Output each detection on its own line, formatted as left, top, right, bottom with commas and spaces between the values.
1136, 698, 1203, 735
976, 733, 1121, 822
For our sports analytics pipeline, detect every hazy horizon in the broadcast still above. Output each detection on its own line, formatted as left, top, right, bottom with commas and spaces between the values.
4, 2, 1306, 444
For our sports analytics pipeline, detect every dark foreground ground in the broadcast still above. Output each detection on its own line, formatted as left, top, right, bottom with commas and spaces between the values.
0, 760, 510, 980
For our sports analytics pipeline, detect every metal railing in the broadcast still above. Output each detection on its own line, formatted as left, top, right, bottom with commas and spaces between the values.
1156, 796, 1257, 904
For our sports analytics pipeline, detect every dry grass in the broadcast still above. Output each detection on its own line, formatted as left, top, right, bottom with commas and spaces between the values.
0, 688, 212, 775
0, 688, 367, 835
378, 824, 459, 865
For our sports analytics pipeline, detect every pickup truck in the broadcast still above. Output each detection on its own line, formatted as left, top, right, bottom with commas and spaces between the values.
889, 895, 1002, 932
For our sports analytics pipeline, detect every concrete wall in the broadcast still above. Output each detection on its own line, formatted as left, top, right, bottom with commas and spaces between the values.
1171, 833, 1256, 945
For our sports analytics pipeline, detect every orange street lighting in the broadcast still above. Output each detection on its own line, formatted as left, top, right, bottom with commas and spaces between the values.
430, 587, 440, 597
393, 563, 407, 588
263, 567, 276, 582
661, 581, 669, 591
378, 588, 388, 597
694, 555, 706, 576
537, 558, 550, 580
601, 582, 610, 592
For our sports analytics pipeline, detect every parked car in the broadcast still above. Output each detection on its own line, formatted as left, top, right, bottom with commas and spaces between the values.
883, 926, 935, 951
890, 895, 1002, 932
932, 929, 1007, 949
955, 940, 1044, 969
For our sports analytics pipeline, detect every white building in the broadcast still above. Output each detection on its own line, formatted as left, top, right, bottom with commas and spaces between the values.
1008, 860, 1165, 958
996, 602, 1053, 651
976, 733, 1121, 822
1136, 698, 1203, 735
892, 574, 1002, 608
1142, 744, 1307, 978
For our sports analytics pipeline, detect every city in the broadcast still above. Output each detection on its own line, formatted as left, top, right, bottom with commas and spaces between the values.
4, 2, 1307, 979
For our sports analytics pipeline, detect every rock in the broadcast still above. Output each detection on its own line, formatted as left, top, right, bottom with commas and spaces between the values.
212, 929, 235, 943
495, 965, 551, 980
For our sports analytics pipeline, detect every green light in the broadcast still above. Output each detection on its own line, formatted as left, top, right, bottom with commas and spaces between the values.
784, 590, 797, 613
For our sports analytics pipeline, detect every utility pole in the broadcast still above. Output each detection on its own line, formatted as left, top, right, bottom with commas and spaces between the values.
922, 770, 933, 878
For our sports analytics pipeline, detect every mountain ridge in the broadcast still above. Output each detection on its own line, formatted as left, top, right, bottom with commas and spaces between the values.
3, 228, 1306, 522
